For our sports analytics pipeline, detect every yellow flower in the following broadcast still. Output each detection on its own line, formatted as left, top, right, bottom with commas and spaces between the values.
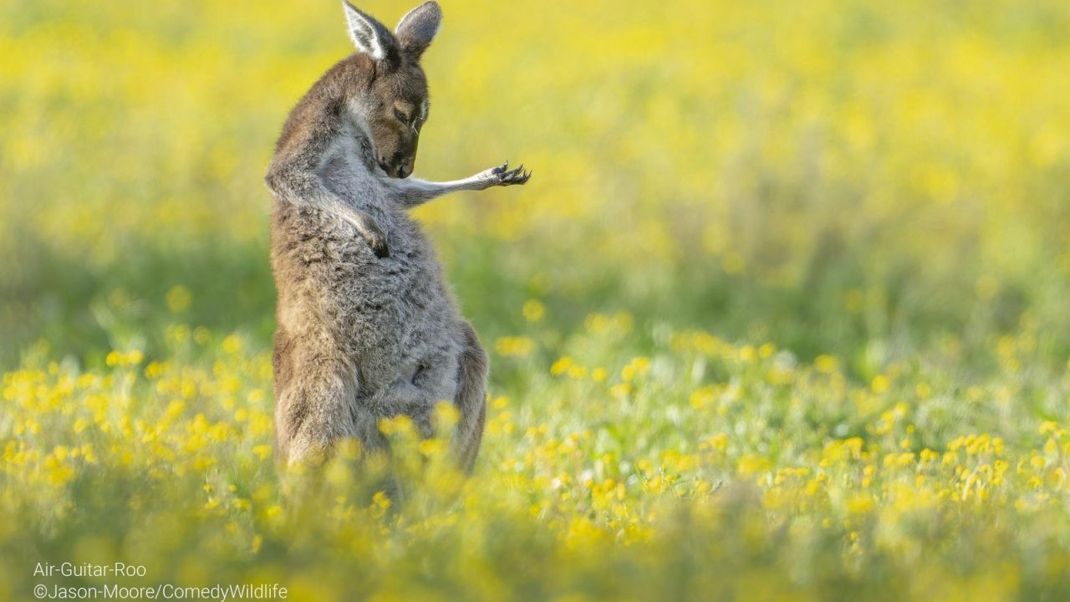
689, 385, 717, 410
251, 445, 273, 461
621, 357, 651, 382
845, 495, 875, 515
166, 285, 192, 313
495, 336, 535, 358
522, 299, 545, 322
737, 454, 772, 477
222, 335, 243, 355
550, 356, 574, 376
870, 375, 891, 394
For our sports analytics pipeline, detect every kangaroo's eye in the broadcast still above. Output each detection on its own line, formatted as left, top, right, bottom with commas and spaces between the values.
393, 108, 409, 123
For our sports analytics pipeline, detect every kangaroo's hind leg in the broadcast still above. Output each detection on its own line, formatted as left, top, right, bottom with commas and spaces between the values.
453, 321, 489, 473
273, 334, 360, 466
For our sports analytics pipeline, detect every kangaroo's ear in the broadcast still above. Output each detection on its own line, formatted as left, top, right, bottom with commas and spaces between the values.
342, 1, 398, 64
395, 1, 442, 61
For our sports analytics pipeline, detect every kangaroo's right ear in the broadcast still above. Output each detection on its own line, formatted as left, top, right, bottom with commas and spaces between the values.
342, 1, 398, 65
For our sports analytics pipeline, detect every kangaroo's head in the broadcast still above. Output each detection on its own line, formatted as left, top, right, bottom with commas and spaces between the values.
343, 1, 441, 179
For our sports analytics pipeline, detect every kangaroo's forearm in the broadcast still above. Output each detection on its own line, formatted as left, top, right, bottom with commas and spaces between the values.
267, 157, 389, 257
268, 166, 371, 231
385, 162, 531, 209
386, 175, 490, 209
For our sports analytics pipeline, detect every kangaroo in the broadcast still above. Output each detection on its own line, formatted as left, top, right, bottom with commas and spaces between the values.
266, 0, 530, 471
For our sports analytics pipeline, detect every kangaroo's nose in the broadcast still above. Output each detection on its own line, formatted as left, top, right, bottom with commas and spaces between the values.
397, 163, 412, 179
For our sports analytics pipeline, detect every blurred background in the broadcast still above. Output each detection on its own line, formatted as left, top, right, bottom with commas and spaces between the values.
1, 0, 1068, 375
3, 2, 1070, 597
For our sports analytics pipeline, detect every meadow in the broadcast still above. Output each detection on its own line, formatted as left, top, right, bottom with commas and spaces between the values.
2, 0, 1070, 599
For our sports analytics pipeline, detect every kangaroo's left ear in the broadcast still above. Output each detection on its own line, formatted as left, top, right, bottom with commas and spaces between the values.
395, 1, 442, 61
342, 1, 399, 65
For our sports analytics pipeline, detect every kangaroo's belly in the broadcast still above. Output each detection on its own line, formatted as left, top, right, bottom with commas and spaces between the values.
272, 201, 461, 394
345, 252, 457, 392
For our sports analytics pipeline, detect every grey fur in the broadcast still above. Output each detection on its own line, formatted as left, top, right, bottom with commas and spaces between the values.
266, 2, 530, 471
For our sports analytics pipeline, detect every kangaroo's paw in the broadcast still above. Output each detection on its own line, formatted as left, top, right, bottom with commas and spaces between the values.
360, 222, 390, 258
482, 161, 532, 187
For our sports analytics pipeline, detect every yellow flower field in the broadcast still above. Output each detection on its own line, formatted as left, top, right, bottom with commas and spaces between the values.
2, 0, 1069, 599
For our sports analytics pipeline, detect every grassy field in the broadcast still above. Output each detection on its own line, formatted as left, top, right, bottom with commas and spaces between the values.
2, 0, 1070, 599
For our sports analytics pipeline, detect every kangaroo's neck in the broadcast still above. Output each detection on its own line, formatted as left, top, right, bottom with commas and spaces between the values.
341, 101, 379, 175
310, 58, 382, 176
328, 58, 385, 177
